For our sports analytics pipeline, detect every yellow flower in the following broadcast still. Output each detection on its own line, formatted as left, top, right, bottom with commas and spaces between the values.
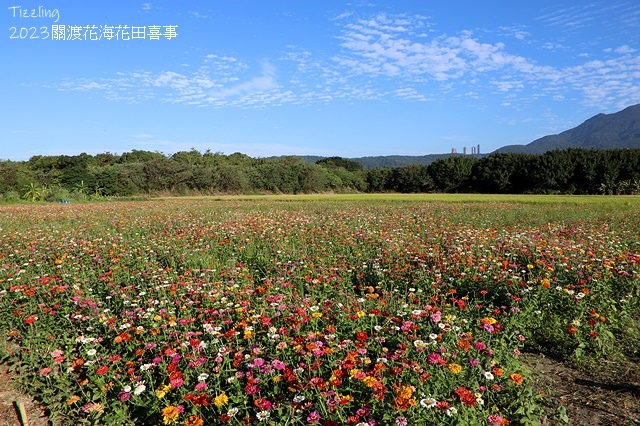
213, 392, 229, 407
156, 384, 172, 399
448, 363, 462, 374
362, 376, 377, 387
356, 310, 366, 318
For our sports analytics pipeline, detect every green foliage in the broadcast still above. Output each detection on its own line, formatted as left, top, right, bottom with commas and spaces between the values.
3, 148, 640, 200
316, 156, 364, 172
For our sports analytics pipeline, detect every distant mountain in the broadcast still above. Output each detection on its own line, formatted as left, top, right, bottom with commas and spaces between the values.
495, 103, 640, 154
275, 154, 484, 169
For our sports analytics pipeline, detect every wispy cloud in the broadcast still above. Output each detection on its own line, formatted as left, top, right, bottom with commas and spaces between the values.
47, 11, 640, 112
188, 10, 209, 19
208, 61, 278, 99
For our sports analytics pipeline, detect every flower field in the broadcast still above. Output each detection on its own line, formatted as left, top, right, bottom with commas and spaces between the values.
1, 198, 638, 425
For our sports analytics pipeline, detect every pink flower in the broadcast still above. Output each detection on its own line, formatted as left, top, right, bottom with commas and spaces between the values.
307, 411, 321, 423
271, 360, 286, 370
488, 414, 505, 425
427, 352, 442, 364
194, 382, 207, 392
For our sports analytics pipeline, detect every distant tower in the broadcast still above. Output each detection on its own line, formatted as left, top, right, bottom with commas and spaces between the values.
477, 144, 480, 154
463, 147, 467, 155
471, 146, 476, 154
452, 148, 457, 154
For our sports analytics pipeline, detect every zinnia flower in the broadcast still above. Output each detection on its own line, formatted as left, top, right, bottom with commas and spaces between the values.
509, 373, 524, 385
448, 363, 462, 374
214, 392, 229, 407
162, 405, 180, 424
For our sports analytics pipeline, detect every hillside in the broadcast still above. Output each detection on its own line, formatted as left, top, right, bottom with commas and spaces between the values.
495, 103, 640, 154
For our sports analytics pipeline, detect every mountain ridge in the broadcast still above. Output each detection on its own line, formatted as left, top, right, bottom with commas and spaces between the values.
276, 103, 640, 168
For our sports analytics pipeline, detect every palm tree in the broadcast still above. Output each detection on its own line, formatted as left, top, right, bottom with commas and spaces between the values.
75, 180, 88, 194
22, 182, 43, 202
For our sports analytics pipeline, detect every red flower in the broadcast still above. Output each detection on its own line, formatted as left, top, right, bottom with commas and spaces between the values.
24, 315, 38, 325
454, 386, 477, 407
96, 365, 109, 375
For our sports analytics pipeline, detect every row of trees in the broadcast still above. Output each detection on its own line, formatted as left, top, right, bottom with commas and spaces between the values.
1, 148, 639, 201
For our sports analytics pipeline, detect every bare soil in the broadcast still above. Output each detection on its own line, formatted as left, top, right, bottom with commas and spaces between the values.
0, 364, 50, 426
525, 353, 640, 425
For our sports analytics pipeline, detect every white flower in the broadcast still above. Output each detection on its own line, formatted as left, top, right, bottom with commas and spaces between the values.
446, 406, 458, 416
256, 410, 270, 421
420, 397, 437, 408
133, 383, 146, 395
227, 407, 238, 417
86, 349, 97, 357
198, 373, 209, 382
482, 371, 494, 380
123, 385, 132, 393
293, 395, 305, 403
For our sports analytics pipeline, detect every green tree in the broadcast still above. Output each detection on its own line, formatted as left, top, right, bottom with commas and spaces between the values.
429, 156, 477, 192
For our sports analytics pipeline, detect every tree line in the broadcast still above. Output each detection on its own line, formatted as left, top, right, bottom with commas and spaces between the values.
1, 148, 639, 201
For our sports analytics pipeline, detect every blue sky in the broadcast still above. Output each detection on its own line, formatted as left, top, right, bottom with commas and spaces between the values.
3, 1, 640, 160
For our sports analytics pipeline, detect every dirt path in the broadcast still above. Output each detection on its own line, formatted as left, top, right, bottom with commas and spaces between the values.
0, 364, 50, 426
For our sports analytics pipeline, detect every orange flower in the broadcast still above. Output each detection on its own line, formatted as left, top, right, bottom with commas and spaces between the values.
509, 373, 524, 385
184, 416, 203, 426
492, 367, 503, 377
162, 405, 180, 424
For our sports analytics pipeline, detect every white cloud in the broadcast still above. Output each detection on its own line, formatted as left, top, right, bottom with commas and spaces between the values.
209, 61, 278, 99
46, 11, 640, 112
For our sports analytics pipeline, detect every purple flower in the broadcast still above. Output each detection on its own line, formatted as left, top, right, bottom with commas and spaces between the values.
118, 391, 131, 402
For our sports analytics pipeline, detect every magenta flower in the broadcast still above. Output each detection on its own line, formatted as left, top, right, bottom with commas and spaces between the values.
271, 359, 286, 370
306, 411, 321, 423
170, 377, 184, 388
427, 352, 442, 364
